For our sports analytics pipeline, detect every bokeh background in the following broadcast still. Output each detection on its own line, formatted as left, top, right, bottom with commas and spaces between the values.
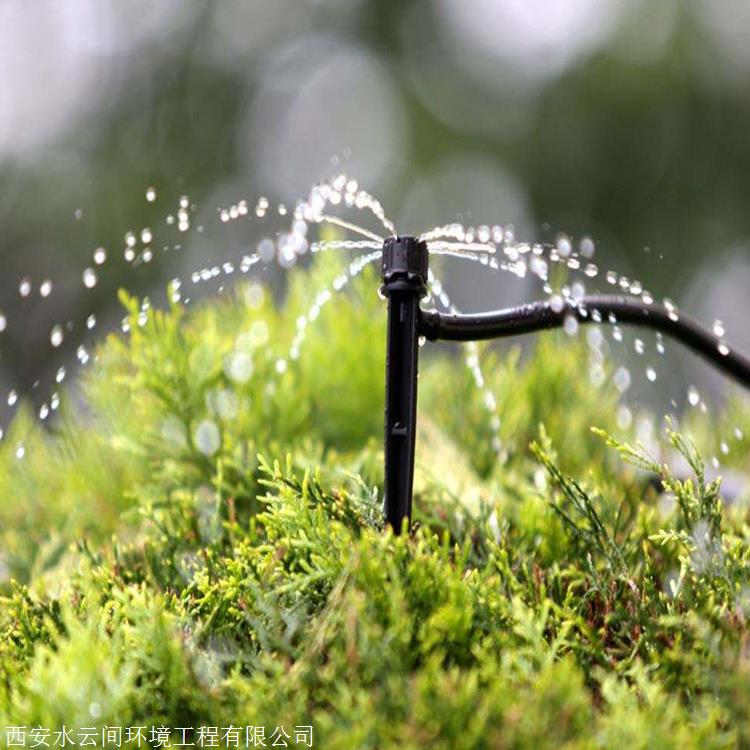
2, 0, 750, 425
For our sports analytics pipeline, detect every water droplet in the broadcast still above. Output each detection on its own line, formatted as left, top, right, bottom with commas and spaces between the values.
587, 327, 603, 348
579, 236, 595, 258
617, 406, 632, 429
94, 247, 107, 265
16, 443, 25, 460
257, 238, 275, 263
529, 257, 548, 279
86, 314, 97, 330
7, 389, 18, 407
614, 367, 631, 392
713, 319, 725, 338
0, 312, 6, 333
160, 416, 187, 448
146, 187, 156, 202
556, 234, 572, 258
39, 403, 49, 420
563, 314, 579, 336
39, 279, 53, 298
590, 364, 605, 386
141, 228, 153, 244
646, 367, 657, 382
18, 278, 32, 297
718, 342, 730, 357
50, 325, 64, 348
687, 386, 700, 406
224, 351, 253, 383
194, 420, 221, 456
243, 284, 264, 310
248, 321, 269, 348
474, 225, 489, 244
664, 297, 679, 322
55, 366, 66, 383
82, 268, 98, 288
207, 388, 240, 420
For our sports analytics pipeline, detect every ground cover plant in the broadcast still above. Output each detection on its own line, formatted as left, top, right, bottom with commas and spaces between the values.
2, 255, 750, 748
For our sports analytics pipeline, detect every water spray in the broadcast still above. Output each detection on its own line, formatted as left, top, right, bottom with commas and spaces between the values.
381, 235, 750, 534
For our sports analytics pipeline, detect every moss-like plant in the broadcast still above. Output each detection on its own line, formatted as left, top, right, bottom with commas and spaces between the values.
1, 256, 750, 748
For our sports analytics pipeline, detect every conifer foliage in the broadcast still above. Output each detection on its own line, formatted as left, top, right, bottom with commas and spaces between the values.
2, 257, 750, 748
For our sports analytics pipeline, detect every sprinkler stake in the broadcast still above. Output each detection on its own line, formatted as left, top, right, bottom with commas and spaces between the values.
380, 236, 428, 534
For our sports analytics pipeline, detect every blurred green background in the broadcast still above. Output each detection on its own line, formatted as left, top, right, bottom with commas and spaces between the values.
2, 0, 750, 424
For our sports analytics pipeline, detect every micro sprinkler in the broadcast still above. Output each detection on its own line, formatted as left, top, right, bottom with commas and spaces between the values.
380, 235, 750, 535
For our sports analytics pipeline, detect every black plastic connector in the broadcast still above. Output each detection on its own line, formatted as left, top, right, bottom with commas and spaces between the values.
380, 236, 428, 534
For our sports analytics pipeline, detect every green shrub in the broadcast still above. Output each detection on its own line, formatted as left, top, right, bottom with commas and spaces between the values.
1, 256, 750, 747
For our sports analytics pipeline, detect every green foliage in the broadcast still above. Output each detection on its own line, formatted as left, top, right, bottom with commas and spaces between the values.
2, 257, 750, 747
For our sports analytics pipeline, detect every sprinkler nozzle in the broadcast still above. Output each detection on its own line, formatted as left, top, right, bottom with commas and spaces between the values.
380, 236, 429, 296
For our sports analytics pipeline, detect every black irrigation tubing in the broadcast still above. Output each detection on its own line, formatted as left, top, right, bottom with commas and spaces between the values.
380, 235, 750, 534
419, 295, 750, 391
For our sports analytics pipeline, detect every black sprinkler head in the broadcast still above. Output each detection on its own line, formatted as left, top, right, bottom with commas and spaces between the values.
380, 235, 429, 294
